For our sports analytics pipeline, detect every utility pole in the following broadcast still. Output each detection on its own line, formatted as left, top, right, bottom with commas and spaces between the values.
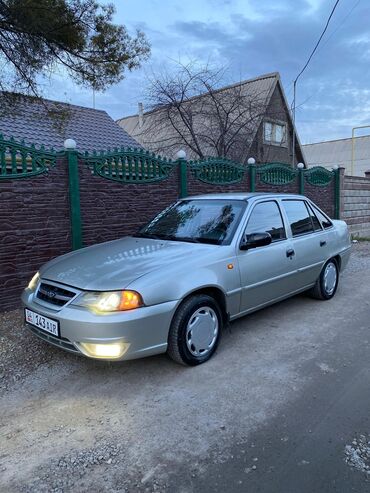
351, 125, 370, 175
292, 80, 297, 166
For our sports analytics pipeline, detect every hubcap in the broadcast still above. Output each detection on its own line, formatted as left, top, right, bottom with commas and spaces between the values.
185, 306, 219, 357
324, 262, 337, 295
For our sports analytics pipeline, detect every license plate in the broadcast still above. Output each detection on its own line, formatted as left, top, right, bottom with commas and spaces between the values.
25, 308, 60, 337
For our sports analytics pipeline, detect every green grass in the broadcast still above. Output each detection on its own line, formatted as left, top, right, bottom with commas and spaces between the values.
351, 235, 370, 242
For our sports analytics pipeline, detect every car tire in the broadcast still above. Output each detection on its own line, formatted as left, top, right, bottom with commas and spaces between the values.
308, 259, 339, 300
167, 294, 223, 366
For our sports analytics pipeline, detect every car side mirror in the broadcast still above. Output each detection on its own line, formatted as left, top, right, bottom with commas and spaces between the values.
240, 232, 272, 250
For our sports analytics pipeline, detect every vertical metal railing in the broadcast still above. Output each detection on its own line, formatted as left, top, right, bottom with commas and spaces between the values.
65, 140, 82, 250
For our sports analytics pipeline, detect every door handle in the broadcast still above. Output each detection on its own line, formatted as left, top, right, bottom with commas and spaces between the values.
286, 248, 295, 258
320, 240, 327, 247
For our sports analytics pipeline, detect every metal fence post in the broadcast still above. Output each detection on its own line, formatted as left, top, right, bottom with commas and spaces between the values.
177, 150, 188, 198
64, 139, 82, 250
248, 157, 256, 192
297, 162, 305, 195
334, 165, 341, 219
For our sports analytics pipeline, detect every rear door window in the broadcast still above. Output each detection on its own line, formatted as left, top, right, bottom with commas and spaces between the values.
283, 200, 314, 237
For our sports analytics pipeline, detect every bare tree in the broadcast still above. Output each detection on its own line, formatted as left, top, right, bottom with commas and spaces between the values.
141, 62, 271, 162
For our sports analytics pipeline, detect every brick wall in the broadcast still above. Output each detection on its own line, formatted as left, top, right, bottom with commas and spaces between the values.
253, 177, 334, 217
303, 182, 335, 218
79, 162, 180, 246
0, 159, 335, 312
342, 174, 370, 237
0, 159, 71, 311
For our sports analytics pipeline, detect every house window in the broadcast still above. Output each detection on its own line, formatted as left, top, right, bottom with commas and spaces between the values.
264, 121, 287, 146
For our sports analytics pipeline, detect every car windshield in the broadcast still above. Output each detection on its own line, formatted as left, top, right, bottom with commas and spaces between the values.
135, 199, 246, 245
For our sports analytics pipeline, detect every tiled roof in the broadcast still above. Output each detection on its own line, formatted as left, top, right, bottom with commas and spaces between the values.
0, 94, 141, 152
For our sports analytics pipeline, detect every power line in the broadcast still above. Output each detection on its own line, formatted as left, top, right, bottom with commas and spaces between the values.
314, 0, 360, 56
294, 0, 340, 84
292, 0, 341, 165
293, 0, 361, 113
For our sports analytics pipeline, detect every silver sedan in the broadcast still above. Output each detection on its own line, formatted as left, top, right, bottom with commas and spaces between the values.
22, 193, 351, 365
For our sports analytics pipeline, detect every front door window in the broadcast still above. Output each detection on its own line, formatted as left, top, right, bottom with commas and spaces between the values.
244, 201, 286, 242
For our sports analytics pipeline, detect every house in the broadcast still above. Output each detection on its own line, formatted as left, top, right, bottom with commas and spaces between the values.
0, 93, 140, 151
303, 135, 370, 177
117, 72, 305, 165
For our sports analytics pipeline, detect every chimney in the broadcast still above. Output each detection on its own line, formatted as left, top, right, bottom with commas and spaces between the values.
138, 102, 144, 128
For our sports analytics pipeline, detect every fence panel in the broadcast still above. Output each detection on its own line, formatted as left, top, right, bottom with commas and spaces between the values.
84, 148, 175, 184
0, 135, 58, 179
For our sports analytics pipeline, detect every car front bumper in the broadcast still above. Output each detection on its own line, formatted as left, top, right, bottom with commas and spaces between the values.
21, 288, 179, 361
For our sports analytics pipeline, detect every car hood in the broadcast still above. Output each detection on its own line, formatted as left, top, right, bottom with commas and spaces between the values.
40, 236, 216, 291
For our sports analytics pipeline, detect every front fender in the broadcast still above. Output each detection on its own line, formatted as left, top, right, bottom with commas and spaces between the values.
127, 263, 241, 316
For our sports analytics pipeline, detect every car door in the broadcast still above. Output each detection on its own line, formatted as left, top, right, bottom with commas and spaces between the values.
281, 199, 329, 289
237, 200, 298, 314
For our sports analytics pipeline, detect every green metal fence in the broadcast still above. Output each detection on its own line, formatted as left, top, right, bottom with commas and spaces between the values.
84, 147, 175, 183
0, 134, 59, 178
0, 135, 341, 250
189, 157, 246, 185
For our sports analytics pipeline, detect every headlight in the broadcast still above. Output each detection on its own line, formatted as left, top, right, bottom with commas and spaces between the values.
72, 290, 143, 313
27, 272, 40, 291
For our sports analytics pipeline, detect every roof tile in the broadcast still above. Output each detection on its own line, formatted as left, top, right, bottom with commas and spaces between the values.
0, 94, 141, 152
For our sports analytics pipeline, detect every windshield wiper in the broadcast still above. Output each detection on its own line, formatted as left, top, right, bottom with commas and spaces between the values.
133, 232, 166, 240
193, 237, 221, 245
157, 235, 220, 245
171, 236, 201, 243
134, 233, 220, 245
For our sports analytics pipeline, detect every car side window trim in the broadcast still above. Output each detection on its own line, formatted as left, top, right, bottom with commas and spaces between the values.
241, 199, 287, 247
304, 201, 323, 233
308, 202, 334, 230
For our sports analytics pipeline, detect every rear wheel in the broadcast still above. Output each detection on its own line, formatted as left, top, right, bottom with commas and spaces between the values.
167, 294, 222, 366
308, 259, 339, 300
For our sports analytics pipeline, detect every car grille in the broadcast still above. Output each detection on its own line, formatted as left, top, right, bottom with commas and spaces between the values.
28, 325, 79, 353
36, 282, 76, 307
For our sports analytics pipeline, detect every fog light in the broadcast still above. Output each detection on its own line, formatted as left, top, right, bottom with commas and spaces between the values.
78, 341, 129, 359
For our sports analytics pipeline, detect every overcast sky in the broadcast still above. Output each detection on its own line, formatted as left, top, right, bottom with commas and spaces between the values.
46, 0, 369, 144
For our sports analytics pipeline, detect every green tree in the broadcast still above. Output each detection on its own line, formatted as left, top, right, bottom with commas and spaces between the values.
0, 0, 150, 96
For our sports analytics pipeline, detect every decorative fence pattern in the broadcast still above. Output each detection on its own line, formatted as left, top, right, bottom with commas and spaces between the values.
304, 166, 334, 186
84, 148, 174, 184
0, 134, 59, 179
257, 162, 298, 185
189, 157, 246, 185
0, 137, 337, 190
0, 134, 342, 311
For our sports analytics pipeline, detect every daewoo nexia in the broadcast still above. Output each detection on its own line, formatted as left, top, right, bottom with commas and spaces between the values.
22, 193, 351, 365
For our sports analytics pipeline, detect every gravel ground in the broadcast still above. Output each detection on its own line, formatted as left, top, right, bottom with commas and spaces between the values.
0, 310, 62, 394
345, 434, 370, 476
0, 242, 369, 492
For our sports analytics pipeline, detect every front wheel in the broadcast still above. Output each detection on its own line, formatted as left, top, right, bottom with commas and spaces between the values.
167, 294, 223, 366
308, 259, 339, 300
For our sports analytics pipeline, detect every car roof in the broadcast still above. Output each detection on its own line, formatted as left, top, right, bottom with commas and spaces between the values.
184, 192, 306, 201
